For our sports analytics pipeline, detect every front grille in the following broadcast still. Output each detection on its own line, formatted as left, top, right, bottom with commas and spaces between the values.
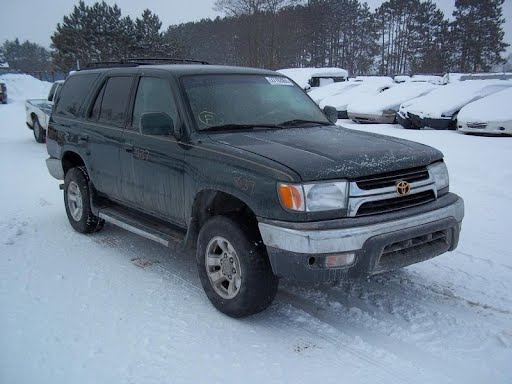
374, 230, 449, 274
467, 122, 487, 129
356, 166, 430, 190
356, 190, 435, 216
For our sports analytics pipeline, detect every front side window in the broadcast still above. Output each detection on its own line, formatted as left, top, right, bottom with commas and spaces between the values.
132, 77, 178, 130
181, 74, 329, 130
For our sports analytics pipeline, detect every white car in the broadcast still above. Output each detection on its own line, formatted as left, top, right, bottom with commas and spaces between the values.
320, 79, 394, 119
411, 75, 444, 85
457, 87, 512, 135
347, 81, 438, 124
397, 79, 512, 130
276, 68, 348, 91
307, 81, 361, 104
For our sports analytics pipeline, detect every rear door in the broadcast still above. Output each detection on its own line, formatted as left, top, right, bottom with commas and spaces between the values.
84, 74, 135, 199
120, 74, 185, 224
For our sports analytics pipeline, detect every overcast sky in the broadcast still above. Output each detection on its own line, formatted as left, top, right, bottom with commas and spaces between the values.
1, 0, 511, 54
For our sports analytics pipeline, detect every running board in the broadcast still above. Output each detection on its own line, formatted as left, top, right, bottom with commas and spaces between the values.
97, 205, 186, 247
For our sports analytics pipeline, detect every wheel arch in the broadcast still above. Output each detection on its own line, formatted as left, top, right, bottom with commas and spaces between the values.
61, 150, 87, 176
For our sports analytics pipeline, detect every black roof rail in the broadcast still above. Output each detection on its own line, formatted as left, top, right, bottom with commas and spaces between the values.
83, 57, 209, 70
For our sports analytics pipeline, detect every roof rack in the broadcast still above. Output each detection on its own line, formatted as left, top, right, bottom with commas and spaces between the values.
84, 57, 209, 70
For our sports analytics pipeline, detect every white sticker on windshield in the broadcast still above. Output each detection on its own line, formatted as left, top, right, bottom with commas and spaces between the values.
266, 76, 294, 86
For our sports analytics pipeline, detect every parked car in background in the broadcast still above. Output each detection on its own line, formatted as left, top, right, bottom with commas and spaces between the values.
277, 67, 348, 91
394, 75, 411, 83
0, 81, 7, 104
397, 79, 512, 130
457, 87, 512, 136
308, 81, 361, 104
320, 78, 394, 119
353, 76, 394, 83
411, 75, 444, 85
348, 81, 438, 124
25, 80, 64, 142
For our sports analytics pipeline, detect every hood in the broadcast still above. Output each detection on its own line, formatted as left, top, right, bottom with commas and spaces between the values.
209, 126, 443, 181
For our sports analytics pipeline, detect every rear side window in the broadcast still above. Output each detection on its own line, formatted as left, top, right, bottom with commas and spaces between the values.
54, 74, 99, 118
97, 77, 133, 126
132, 77, 178, 129
48, 83, 58, 102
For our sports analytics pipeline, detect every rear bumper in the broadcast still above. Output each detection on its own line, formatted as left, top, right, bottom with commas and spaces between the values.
258, 194, 464, 281
46, 157, 64, 180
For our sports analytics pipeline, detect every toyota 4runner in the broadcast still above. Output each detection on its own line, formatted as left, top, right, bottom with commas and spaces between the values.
45, 59, 464, 318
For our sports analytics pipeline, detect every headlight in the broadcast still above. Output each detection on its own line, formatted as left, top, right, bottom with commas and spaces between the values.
428, 162, 449, 191
278, 181, 348, 212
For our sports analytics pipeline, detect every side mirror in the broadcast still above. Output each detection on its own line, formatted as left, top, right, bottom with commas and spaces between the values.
141, 112, 174, 136
323, 106, 338, 124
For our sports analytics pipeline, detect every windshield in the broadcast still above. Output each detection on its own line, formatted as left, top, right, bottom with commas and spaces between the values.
181, 74, 330, 130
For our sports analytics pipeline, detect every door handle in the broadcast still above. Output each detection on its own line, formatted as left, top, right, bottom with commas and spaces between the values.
124, 144, 134, 153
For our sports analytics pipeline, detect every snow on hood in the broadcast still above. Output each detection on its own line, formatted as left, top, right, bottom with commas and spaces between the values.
400, 79, 512, 119
277, 68, 347, 89
308, 82, 361, 104
348, 82, 438, 115
320, 81, 394, 111
0, 74, 51, 102
458, 87, 512, 123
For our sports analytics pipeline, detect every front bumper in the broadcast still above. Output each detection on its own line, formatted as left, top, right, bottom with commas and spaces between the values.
348, 112, 396, 124
258, 194, 464, 281
458, 121, 512, 136
406, 113, 455, 130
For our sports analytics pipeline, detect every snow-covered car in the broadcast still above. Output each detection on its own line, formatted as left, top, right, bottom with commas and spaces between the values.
277, 68, 348, 91
457, 87, 512, 135
353, 76, 394, 83
411, 75, 444, 85
320, 79, 394, 119
25, 80, 64, 143
394, 75, 411, 83
347, 81, 438, 124
0, 81, 6, 104
307, 81, 361, 104
397, 79, 512, 130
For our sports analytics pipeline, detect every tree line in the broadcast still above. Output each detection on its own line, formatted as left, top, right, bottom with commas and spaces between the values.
0, 0, 509, 76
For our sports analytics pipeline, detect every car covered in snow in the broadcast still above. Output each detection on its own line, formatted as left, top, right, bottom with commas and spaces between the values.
320, 78, 394, 119
308, 81, 361, 105
457, 87, 512, 135
277, 67, 348, 91
347, 81, 438, 124
45, 60, 464, 318
25, 80, 64, 142
411, 75, 444, 85
397, 79, 512, 130
0, 81, 6, 104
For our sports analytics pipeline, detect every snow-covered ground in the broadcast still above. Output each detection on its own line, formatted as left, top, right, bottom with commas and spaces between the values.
1, 76, 512, 384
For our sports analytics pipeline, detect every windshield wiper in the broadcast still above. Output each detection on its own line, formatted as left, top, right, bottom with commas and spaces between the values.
201, 123, 283, 132
278, 119, 331, 127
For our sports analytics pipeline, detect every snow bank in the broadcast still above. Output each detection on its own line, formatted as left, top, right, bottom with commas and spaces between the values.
277, 68, 347, 89
308, 82, 361, 104
458, 87, 512, 123
0, 73, 52, 102
348, 82, 438, 115
401, 79, 512, 119
320, 81, 394, 110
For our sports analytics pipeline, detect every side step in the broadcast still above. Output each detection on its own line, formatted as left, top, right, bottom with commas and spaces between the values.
97, 205, 186, 247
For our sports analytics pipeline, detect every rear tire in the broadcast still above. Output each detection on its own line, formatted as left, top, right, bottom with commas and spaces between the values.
197, 216, 279, 318
64, 167, 104, 233
33, 119, 45, 143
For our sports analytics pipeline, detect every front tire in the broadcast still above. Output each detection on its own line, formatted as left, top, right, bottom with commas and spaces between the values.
64, 167, 104, 233
197, 216, 279, 318
33, 119, 45, 143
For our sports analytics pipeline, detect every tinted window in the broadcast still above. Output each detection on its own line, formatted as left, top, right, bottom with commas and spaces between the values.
89, 83, 106, 121
132, 77, 178, 129
48, 83, 58, 102
54, 74, 99, 118
98, 77, 133, 126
